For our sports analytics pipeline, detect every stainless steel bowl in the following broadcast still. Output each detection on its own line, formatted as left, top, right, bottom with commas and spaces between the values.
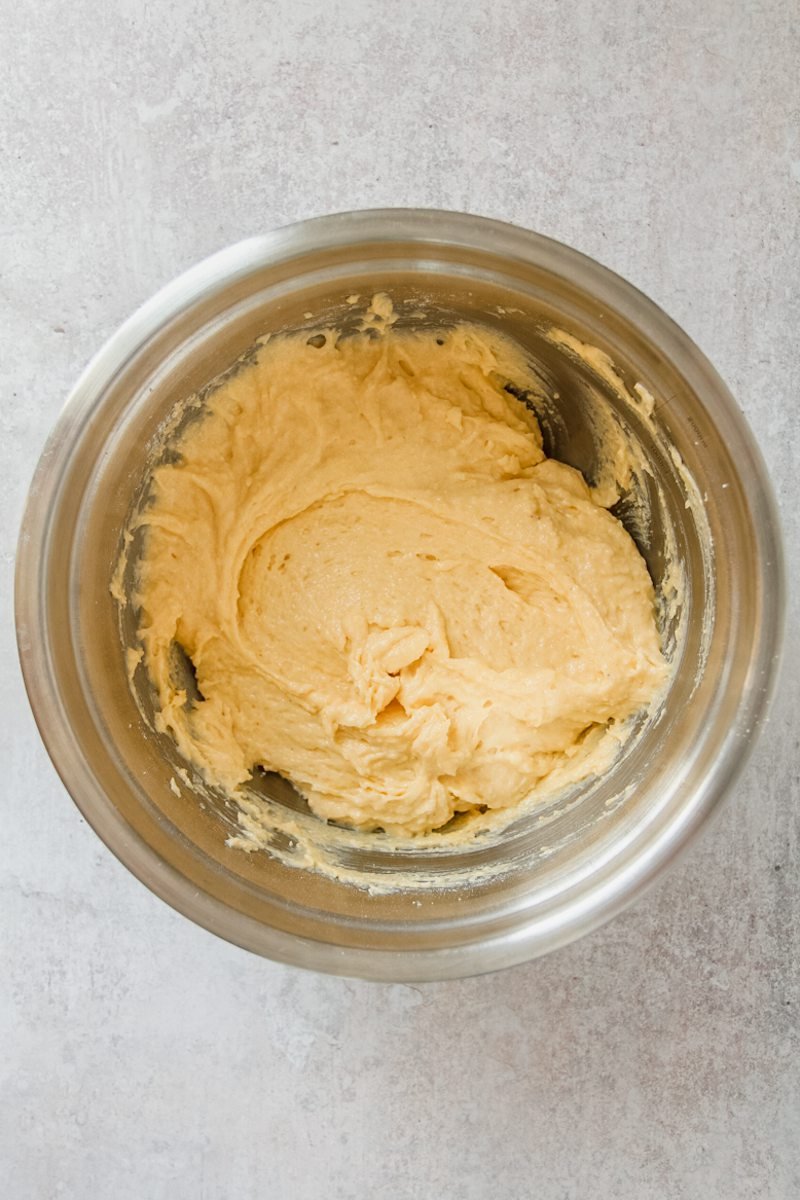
15, 210, 784, 980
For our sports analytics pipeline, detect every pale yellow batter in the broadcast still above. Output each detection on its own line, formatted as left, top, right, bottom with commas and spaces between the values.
132, 312, 667, 835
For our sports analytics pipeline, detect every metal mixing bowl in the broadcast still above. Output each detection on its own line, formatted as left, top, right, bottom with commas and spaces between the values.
15, 210, 784, 980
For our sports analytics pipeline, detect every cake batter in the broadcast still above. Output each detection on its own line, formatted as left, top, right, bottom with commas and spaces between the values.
131, 309, 667, 835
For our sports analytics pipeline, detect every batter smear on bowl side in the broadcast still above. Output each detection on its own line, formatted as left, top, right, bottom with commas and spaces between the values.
129, 301, 668, 836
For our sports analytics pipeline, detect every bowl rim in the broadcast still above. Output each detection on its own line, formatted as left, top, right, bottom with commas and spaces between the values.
15, 208, 786, 981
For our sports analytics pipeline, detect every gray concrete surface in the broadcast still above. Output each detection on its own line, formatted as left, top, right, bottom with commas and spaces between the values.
2, 2, 798, 1197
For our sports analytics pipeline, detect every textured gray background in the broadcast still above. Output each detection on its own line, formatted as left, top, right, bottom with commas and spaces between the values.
2, 2, 798, 1197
